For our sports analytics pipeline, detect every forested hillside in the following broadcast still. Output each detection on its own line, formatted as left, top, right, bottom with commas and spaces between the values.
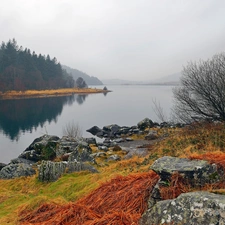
63, 65, 103, 85
0, 39, 74, 91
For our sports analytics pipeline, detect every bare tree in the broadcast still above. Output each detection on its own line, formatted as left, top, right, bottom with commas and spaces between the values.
62, 121, 82, 139
152, 99, 167, 122
173, 53, 225, 123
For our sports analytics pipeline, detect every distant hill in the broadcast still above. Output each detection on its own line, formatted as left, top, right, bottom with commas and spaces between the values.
102, 72, 181, 85
101, 79, 141, 85
150, 72, 181, 84
62, 65, 103, 85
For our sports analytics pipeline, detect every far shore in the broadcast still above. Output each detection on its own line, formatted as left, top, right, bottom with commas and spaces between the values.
0, 88, 111, 100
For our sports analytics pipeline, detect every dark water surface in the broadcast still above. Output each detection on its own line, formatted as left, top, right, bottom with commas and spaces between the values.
0, 85, 174, 163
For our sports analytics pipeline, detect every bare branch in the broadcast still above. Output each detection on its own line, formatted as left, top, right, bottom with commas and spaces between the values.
62, 121, 82, 139
173, 52, 225, 122
152, 99, 167, 122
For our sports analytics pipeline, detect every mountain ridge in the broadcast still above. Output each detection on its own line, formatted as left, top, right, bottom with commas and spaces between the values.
62, 65, 103, 85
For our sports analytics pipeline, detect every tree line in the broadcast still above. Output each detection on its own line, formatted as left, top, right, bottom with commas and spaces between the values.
0, 39, 74, 92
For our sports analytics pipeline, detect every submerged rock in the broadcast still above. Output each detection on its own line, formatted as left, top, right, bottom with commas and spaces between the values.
140, 191, 225, 225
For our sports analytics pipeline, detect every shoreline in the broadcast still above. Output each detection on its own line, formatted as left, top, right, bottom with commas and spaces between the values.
0, 88, 111, 100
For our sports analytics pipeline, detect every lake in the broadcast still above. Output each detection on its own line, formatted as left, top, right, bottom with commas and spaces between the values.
0, 85, 175, 163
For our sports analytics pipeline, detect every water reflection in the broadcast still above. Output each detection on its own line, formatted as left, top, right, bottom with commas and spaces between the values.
0, 94, 87, 140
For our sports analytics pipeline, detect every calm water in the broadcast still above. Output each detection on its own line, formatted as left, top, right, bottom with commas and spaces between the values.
0, 85, 174, 163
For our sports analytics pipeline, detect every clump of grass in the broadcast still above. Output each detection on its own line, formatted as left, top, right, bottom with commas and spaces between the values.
147, 122, 225, 159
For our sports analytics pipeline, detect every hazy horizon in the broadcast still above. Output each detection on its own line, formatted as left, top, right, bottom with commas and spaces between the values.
1, 0, 225, 81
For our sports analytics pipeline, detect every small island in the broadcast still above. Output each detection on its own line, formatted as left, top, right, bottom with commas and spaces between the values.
0, 87, 111, 100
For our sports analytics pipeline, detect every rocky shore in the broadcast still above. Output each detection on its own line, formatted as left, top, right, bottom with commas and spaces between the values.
1, 118, 225, 224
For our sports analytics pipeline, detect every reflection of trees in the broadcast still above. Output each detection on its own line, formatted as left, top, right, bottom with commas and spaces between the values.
0, 95, 76, 140
76, 94, 87, 105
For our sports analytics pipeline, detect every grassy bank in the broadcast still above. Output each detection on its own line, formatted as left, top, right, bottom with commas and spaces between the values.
1, 122, 225, 224
0, 88, 110, 100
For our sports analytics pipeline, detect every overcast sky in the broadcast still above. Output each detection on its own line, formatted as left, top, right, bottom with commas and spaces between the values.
1, 0, 225, 81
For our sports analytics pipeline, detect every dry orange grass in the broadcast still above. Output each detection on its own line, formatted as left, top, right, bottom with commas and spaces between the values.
0, 88, 109, 99
19, 171, 159, 225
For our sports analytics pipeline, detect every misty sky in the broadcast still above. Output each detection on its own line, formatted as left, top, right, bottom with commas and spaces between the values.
1, 0, 225, 81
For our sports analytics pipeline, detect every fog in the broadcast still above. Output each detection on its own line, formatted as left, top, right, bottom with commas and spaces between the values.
1, 0, 225, 80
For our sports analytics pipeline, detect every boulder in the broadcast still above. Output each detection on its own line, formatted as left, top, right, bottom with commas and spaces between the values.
68, 145, 95, 163
137, 118, 154, 131
56, 136, 78, 157
103, 124, 121, 134
107, 154, 121, 162
10, 158, 35, 165
38, 160, 98, 182
114, 138, 124, 143
19, 135, 59, 162
0, 162, 7, 170
84, 137, 97, 145
98, 146, 108, 152
139, 191, 225, 225
0, 163, 35, 179
151, 156, 218, 186
86, 126, 103, 136
90, 152, 107, 158
117, 126, 130, 135
126, 137, 133, 141
145, 130, 158, 140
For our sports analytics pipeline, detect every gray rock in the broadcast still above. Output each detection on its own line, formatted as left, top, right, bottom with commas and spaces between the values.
0, 162, 7, 170
96, 131, 105, 138
139, 191, 225, 225
98, 146, 108, 152
107, 154, 121, 162
126, 137, 133, 141
103, 124, 121, 134
86, 126, 103, 136
90, 152, 107, 158
10, 158, 35, 165
123, 148, 149, 159
68, 145, 95, 163
145, 130, 158, 140
117, 126, 130, 135
137, 118, 154, 131
0, 163, 36, 179
151, 156, 218, 186
114, 138, 124, 143
132, 128, 140, 134
38, 160, 98, 182
19, 135, 59, 162
84, 137, 97, 145
56, 136, 78, 157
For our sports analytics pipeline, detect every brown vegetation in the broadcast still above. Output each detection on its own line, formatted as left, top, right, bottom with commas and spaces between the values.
19, 171, 159, 225
0, 88, 110, 100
